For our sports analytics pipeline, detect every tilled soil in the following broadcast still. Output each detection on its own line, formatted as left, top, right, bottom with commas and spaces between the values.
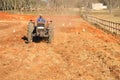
0, 12, 120, 80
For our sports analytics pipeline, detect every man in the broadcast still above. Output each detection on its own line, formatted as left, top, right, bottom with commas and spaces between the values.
37, 15, 46, 26
27, 20, 35, 43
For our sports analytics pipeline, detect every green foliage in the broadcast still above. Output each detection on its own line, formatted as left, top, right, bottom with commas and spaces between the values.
0, 0, 47, 11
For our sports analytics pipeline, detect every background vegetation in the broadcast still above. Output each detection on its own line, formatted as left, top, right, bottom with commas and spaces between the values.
0, 0, 119, 13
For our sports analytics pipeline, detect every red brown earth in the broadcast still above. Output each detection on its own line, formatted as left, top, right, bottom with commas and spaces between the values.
0, 12, 120, 80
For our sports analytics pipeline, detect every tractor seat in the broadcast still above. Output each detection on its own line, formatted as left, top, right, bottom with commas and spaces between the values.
37, 22, 45, 27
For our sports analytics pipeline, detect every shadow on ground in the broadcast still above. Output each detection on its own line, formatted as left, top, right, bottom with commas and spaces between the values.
21, 36, 48, 44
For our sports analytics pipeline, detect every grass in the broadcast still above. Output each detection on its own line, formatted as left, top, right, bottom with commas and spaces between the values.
88, 9, 120, 23
81, 9, 120, 36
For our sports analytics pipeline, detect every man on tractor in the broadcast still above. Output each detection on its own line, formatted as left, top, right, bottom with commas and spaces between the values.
37, 15, 46, 26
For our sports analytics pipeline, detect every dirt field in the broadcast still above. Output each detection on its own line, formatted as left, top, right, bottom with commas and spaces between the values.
0, 12, 120, 80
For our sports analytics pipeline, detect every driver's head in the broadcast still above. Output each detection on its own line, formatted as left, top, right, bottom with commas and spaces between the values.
39, 15, 42, 18
39, 14, 43, 18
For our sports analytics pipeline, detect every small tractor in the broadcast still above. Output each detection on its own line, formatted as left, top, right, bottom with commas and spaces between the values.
31, 21, 54, 43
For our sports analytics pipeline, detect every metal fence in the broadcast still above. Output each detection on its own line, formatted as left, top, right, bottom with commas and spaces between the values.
83, 15, 120, 35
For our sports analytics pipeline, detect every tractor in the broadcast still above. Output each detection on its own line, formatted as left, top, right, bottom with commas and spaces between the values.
31, 20, 54, 43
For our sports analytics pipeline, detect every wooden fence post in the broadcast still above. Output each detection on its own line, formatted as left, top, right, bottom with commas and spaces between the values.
83, 15, 120, 35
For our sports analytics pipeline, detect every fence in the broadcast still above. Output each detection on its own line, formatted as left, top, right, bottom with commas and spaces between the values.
83, 15, 120, 35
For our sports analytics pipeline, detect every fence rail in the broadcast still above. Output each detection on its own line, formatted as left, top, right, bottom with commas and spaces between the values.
83, 15, 120, 35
